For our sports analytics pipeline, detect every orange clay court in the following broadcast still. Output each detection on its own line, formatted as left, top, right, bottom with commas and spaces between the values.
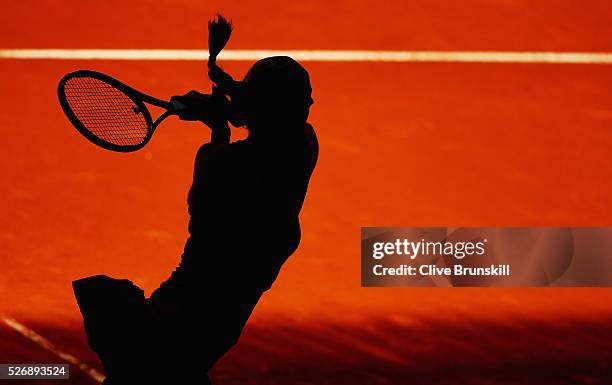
0, 1, 611, 384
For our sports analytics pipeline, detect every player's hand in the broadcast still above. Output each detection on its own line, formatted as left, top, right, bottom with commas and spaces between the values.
170, 89, 229, 129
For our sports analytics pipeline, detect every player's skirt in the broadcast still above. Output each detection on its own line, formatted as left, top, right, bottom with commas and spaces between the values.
72, 274, 212, 385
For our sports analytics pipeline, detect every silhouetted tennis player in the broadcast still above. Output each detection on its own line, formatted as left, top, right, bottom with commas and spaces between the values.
72, 16, 317, 384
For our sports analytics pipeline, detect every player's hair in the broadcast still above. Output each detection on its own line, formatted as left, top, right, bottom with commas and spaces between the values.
208, 14, 232, 62
206, 15, 312, 129
207, 14, 235, 93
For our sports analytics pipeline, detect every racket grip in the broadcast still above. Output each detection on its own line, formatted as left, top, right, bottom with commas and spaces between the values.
170, 91, 226, 123
170, 100, 188, 112
171, 94, 205, 121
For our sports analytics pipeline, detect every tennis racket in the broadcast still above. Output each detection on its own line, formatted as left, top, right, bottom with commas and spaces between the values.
58, 70, 187, 152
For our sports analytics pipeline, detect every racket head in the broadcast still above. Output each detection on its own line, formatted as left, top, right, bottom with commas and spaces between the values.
58, 70, 154, 152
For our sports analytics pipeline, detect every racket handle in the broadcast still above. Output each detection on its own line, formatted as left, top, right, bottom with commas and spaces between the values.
170, 100, 188, 112
170, 93, 211, 121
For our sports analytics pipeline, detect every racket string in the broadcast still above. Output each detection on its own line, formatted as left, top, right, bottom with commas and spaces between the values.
63, 77, 150, 146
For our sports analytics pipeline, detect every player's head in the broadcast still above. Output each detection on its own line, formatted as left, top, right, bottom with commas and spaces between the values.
240, 56, 313, 132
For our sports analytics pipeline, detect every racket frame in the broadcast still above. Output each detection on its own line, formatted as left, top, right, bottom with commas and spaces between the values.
58, 70, 176, 152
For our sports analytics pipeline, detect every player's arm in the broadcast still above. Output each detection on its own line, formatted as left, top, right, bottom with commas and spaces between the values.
171, 87, 230, 145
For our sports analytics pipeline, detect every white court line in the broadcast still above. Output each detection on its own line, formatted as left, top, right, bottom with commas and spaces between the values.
2, 317, 105, 384
0, 49, 612, 63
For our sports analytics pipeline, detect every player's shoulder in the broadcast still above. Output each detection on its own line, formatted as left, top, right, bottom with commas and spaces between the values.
195, 141, 226, 163
195, 138, 247, 161
304, 122, 316, 136
304, 123, 319, 157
